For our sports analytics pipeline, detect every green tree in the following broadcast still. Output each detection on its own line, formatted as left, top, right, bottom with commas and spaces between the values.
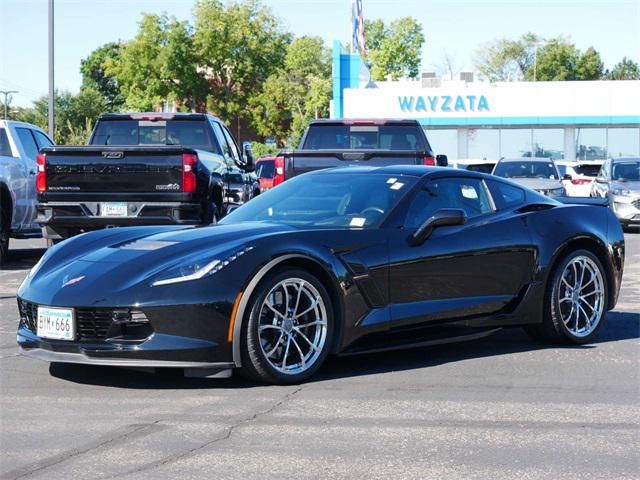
364, 18, 425, 81
251, 36, 331, 146
605, 57, 640, 80
576, 47, 604, 80
32, 88, 107, 144
80, 42, 124, 110
107, 14, 206, 112
528, 39, 604, 81
193, 0, 290, 128
474, 33, 541, 81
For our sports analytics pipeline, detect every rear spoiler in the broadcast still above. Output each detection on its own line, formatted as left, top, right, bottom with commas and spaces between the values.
556, 197, 609, 207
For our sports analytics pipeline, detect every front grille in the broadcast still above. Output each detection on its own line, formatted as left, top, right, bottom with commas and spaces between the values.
17, 299, 148, 341
632, 199, 640, 210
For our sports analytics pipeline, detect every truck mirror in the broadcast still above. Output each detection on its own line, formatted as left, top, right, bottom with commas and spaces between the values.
242, 142, 255, 172
436, 154, 448, 167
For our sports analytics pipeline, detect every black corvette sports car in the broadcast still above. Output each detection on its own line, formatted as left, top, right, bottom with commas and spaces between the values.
17, 166, 625, 384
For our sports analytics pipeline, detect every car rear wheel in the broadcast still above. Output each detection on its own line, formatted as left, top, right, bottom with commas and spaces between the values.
527, 249, 608, 344
241, 268, 333, 384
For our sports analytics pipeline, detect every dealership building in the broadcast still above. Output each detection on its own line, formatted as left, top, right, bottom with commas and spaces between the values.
331, 42, 640, 161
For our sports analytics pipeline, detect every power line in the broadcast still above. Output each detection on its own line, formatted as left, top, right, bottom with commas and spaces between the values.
0, 90, 19, 119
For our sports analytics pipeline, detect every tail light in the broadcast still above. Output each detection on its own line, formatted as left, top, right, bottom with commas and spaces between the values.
36, 153, 47, 192
273, 155, 285, 186
422, 155, 435, 166
571, 178, 592, 185
182, 153, 197, 193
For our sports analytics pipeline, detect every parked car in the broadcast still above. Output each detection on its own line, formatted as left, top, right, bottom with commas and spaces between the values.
224, 171, 260, 205
271, 119, 448, 185
590, 157, 640, 229
36, 113, 254, 244
492, 157, 568, 197
18, 166, 624, 384
556, 160, 604, 197
450, 159, 497, 174
0, 120, 54, 264
255, 156, 276, 191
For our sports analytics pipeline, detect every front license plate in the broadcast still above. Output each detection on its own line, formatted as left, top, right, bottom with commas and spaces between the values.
100, 202, 128, 217
37, 306, 75, 341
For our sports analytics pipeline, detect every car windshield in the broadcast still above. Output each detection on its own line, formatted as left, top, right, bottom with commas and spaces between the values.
219, 172, 417, 228
257, 160, 275, 179
493, 160, 559, 180
612, 161, 640, 182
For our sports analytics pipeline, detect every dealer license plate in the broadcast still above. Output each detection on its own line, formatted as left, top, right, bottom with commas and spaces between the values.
100, 202, 128, 217
37, 306, 75, 341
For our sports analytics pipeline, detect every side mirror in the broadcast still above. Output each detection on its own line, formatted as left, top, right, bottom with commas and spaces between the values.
242, 141, 255, 172
436, 154, 448, 167
562, 174, 572, 181
408, 208, 466, 246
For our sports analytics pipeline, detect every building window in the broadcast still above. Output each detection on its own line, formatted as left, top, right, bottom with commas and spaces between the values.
500, 128, 531, 159
468, 128, 500, 160
607, 128, 640, 158
575, 128, 607, 160
424, 128, 457, 159
532, 129, 564, 160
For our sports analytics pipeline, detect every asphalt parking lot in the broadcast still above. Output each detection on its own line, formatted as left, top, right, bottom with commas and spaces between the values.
0, 234, 638, 480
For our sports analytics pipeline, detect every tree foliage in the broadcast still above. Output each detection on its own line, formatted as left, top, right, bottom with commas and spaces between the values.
605, 57, 640, 80
251, 36, 331, 146
531, 39, 603, 81
474, 33, 541, 81
80, 42, 124, 110
364, 18, 424, 81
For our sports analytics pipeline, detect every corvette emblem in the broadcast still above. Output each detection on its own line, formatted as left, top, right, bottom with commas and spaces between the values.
61, 275, 85, 288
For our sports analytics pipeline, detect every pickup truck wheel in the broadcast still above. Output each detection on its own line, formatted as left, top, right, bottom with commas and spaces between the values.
0, 206, 9, 266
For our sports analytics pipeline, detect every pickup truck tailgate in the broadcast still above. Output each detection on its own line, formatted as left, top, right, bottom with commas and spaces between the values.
43, 147, 184, 193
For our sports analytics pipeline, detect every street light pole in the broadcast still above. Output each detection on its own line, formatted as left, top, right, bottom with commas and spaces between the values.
48, 0, 55, 137
0, 90, 18, 119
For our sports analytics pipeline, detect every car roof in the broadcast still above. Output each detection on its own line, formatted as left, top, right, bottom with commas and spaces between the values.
98, 112, 222, 123
308, 118, 421, 127
499, 157, 555, 163
612, 156, 640, 162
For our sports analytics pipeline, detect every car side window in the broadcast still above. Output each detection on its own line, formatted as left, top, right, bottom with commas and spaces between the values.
404, 178, 493, 228
0, 128, 13, 157
486, 180, 526, 210
15, 128, 39, 161
221, 126, 241, 164
211, 122, 232, 159
33, 130, 53, 149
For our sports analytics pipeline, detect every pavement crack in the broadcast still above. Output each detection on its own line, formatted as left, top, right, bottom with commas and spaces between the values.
107, 385, 305, 479
0, 421, 165, 480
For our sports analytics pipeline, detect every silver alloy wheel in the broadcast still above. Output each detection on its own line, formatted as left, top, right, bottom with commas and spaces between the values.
557, 255, 605, 338
257, 277, 328, 375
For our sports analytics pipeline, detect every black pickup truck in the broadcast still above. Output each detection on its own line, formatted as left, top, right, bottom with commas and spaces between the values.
36, 113, 254, 242
269, 119, 447, 186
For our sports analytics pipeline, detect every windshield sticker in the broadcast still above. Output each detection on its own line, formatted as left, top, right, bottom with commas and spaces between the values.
390, 182, 404, 190
350, 217, 366, 227
268, 207, 273, 217
386, 178, 398, 184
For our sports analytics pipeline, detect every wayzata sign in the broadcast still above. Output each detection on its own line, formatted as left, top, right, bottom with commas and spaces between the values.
398, 95, 490, 113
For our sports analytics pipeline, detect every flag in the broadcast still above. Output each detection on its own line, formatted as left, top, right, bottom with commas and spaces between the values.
352, 0, 366, 55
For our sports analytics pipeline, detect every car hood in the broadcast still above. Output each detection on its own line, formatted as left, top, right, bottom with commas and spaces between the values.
611, 180, 640, 193
507, 178, 563, 191
18, 222, 294, 306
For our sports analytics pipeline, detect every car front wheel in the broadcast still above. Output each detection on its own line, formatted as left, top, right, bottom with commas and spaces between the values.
241, 268, 334, 384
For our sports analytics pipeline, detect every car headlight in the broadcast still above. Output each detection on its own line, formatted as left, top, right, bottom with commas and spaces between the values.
548, 187, 565, 196
152, 246, 254, 286
612, 188, 631, 196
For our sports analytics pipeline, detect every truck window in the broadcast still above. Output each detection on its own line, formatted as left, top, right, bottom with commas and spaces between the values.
91, 120, 220, 154
16, 128, 39, 161
210, 122, 233, 159
0, 128, 13, 157
303, 125, 428, 151
221, 126, 241, 163
33, 130, 54, 149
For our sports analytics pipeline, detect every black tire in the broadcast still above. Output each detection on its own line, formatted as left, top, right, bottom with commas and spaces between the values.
241, 268, 334, 385
0, 206, 9, 266
526, 249, 608, 345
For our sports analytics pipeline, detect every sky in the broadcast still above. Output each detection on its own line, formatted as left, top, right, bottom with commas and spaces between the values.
1, 0, 639, 108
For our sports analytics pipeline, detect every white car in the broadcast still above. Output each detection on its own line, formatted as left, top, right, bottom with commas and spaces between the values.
450, 159, 497, 174
556, 160, 604, 197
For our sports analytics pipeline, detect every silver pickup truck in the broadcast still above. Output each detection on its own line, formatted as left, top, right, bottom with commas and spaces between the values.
0, 120, 54, 265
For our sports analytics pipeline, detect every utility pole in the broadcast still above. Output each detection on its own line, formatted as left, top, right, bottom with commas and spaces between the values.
48, 0, 55, 137
0, 90, 18, 119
